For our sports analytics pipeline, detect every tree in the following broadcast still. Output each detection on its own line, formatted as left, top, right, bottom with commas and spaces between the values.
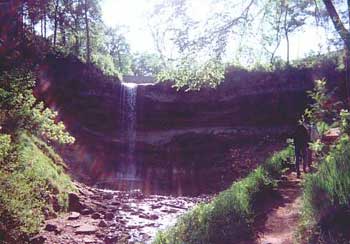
131, 52, 163, 76
321, 0, 350, 104
104, 26, 132, 74
84, 0, 91, 62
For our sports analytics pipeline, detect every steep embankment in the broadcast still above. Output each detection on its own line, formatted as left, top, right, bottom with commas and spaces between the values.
0, 132, 75, 243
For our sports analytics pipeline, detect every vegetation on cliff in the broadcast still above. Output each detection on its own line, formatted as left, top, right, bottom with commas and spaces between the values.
0, 68, 75, 242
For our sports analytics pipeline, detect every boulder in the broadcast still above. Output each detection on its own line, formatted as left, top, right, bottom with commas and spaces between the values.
29, 234, 46, 244
68, 192, 84, 212
104, 212, 114, 221
91, 212, 101, 219
68, 212, 80, 220
98, 220, 108, 227
44, 223, 57, 232
75, 224, 97, 235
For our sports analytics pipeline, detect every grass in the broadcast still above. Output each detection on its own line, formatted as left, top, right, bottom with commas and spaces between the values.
153, 145, 294, 244
298, 135, 350, 244
0, 132, 75, 242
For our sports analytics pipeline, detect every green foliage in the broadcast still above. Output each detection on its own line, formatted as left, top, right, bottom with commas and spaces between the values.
157, 59, 225, 90
0, 132, 75, 241
131, 52, 163, 76
304, 79, 342, 126
339, 109, 350, 134
153, 146, 294, 244
0, 134, 11, 161
0, 69, 75, 144
299, 135, 350, 243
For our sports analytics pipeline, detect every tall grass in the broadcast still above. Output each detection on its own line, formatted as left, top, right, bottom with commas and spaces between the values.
154, 146, 294, 244
0, 132, 75, 242
299, 135, 350, 244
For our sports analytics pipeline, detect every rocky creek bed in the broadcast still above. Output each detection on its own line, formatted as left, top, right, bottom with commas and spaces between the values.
33, 182, 210, 244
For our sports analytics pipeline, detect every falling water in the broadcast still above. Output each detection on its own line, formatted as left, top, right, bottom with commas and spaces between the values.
119, 82, 138, 180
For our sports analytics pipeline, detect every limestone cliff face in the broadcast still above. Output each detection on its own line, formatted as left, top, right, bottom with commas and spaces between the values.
35, 55, 344, 189
137, 69, 312, 131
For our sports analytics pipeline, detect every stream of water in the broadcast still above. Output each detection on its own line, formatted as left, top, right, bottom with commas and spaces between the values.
118, 82, 140, 186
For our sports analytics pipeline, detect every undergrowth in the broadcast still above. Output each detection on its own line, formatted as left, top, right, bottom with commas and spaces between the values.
0, 132, 75, 242
299, 135, 350, 244
153, 146, 294, 244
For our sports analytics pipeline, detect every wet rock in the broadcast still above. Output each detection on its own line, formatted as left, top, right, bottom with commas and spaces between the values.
91, 212, 101, 219
68, 212, 80, 220
68, 192, 84, 212
104, 212, 114, 221
75, 224, 97, 235
103, 193, 114, 200
118, 233, 130, 243
44, 223, 57, 232
81, 208, 93, 215
29, 234, 46, 244
111, 201, 121, 206
83, 237, 96, 243
104, 235, 119, 244
130, 190, 144, 199
98, 220, 108, 227
66, 223, 81, 228
151, 204, 161, 209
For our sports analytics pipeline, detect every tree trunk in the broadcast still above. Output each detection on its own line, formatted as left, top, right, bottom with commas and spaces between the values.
322, 0, 350, 51
84, 0, 91, 63
53, 0, 59, 47
41, 18, 43, 37
283, 2, 290, 66
322, 0, 350, 105
59, 13, 66, 46
44, 6, 47, 38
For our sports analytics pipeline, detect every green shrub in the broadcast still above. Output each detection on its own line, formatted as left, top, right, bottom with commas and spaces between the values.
0, 132, 75, 242
153, 146, 294, 244
0, 133, 11, 161
299, 135, 350, 243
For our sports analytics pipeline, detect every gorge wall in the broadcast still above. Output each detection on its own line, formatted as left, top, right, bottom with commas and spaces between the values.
35, 54, 345, 195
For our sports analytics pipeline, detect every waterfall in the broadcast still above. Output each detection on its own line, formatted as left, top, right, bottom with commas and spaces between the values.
120, 82, 138, 178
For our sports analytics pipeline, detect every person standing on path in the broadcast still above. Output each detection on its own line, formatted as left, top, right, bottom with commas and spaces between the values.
293, 123, 311, 177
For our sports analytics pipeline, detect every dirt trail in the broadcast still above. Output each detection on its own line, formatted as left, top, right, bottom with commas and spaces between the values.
257, 172, 302, 244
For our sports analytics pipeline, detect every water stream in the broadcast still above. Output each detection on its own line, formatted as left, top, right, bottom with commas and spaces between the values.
118, 82, 140, 186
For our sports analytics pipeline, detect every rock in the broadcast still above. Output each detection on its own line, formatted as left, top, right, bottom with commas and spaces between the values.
91, 212, 101, 219
43, 207, 57, 220
104, 212, 114, 221
83, 237, 96, 243
111, 201, 121, 206
29, 234, 46, 244
104, 235, 119, 244
68, 192, 84, 212
98, 220, 108, 227
81, 208, 93, 215
95, 231, 105, 239
151, 204, 161, 209
118, 233, 130, 243
66, 223, 81, 228
75, 224, 98, 235
44, 223, 57, 232
68, 212, 80, 220
130, 189, 144, 199
103, 193, 114, 200
49, 195, 61, 212
139, 214, 159, 220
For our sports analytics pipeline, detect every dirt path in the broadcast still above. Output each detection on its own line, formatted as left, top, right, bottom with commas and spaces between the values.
257, 172, 302, 244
